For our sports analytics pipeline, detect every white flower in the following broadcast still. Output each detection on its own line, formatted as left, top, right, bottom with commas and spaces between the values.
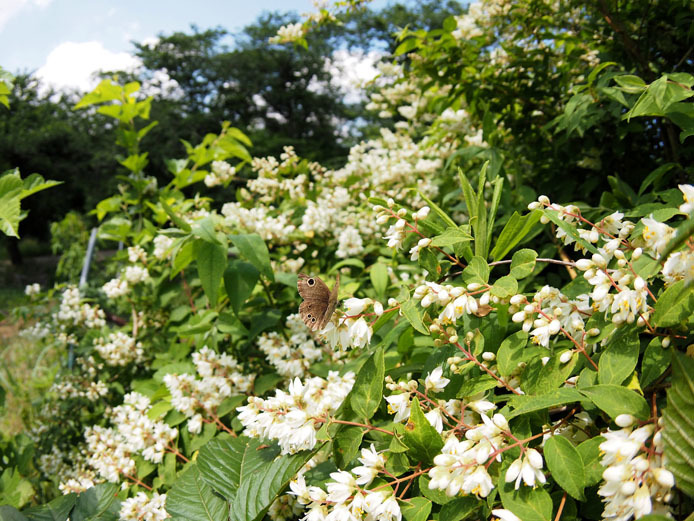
505, 449, 546, 489
492, 509, 522, 521
25, 283, 40, 296
326, 471, 357, 503
348, 317, 372, 348
343, 298, 371, 316
385, 393, 411, 422
641, 217, 674, 256
424, 367, 450, 393
679, 184, 694, 214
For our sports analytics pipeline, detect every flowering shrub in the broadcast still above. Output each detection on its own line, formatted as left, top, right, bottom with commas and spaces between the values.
2, 1, 693, 521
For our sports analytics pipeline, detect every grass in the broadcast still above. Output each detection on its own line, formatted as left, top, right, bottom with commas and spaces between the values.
0, 296, 61, 437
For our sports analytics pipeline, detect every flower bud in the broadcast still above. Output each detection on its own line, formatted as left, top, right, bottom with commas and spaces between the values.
632, 247, 642, 260
662, 336, 671, 348
559, 351, 573, 364
575, 259, 593, 271
615, 414, 636, 427
373, 301, 384, 316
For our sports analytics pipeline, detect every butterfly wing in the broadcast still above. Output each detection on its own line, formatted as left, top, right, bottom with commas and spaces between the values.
297, 273, 331, 300
298, 274, 332, 331
318, 273, 340, 330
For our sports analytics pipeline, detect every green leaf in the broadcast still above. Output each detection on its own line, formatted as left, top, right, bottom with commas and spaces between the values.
579, 385, 650, 420
370, 263, 389, 299
521, 353, 576, 395
507, 388, 583, 419
438, 496, 479, 521
418, 475, 453, 505
652, 280, 694, 327
193, 239, 227, 305
23, 493, 76, 521
510, 249, 538, 279
159, 196, 192, 232
431, 226, 473, 247
544, 436, 585, 500
401, 497, 431, 521
334, 425, 364, 469
230, 234, 274, 282
418, 247, 440, 277
490, 275, 518, 299
576, 436, 605, 487
197, 436, 280, 501
499, 461, 553, 521
166, 464, 228, 521
662, 352, 694, 497
418, 191, 457, 229
400, 299, 429, 335
462, 256, 490, 285
614, 74, 647, 94
640, 338, 672, 389
401, 397, 444, 466
490, 210, 542, 261
497, 331, 529, 377
70, 483, 120, 521
350, 346, 385, 420
224, 260, 260, 315
598, 326, 640, 385
542, 209, 599, 254
227, 450, 315, 521
0, 506, 28, 521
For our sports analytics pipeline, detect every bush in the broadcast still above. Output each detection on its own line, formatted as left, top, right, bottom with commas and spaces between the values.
1, 1, 693, 520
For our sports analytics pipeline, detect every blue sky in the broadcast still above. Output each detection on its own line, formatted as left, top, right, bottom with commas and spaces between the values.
0, 0, 388, 91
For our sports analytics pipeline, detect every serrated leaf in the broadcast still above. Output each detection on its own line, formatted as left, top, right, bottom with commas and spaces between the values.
230, 234, 274, 282
652, 280, 694, 327
401, 497, 431, 521
334, 426, 364, 469
579, 385, 649, 420
640, 339, 672, 389
462, 256, 489, 285
224, 260, 260, 315
350, 346, 385, 420
510, 249, 538, 279
490, 210, 542, 261
197, 436, 280, 501
431, 226, 473, 247
400, 299, 429, 335
576, 436, 605, 486
542, 209, 599, 254
166, 464, 227, 521
227, 450, 315, 521
370, 263, 389, 298
23, 493, 76, 521
439, 496, 479, 521
497, 331, 529, 377
507, 388, 583, 419
544, 436, 585, 500
598, 326, 640, 385
70, 483, 120, 521
662, 353, 694, 497
402, 397, 444, 466
490, 275, 518, 299
193, 239, 226, 305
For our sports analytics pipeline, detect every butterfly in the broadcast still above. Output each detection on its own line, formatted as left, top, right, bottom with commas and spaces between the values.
297, 273, 340, 331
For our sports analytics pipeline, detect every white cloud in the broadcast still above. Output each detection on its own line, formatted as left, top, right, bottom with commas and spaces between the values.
0, 0, 52, 29
36, 41, 140, 92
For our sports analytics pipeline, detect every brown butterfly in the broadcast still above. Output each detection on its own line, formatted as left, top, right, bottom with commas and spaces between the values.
297, 273, 340, 331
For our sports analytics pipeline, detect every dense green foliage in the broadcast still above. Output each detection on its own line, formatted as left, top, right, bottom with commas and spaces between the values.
1, 1, 693, 521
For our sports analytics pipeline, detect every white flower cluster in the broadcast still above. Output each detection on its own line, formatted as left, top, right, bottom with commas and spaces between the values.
509, 286, 590, 347
204, 160, 236, 187
222, 203, 297, 243
36, 444, 98, 494
289, 444, 400, 521
85, 392, 178, 482
237, 371, 355, 454
321, 297, 379, 350
128, 245, 147, 264
163, 346, 255, 433
120, 491, 170, 521
269, 22, 305, 44
19, 321, 50, 339
124, 265, 151, 285
25, 282, 41, 296
598, 417, 674, 520
93, 331, 144, 366
258, 314, 326, 378
153, 234, 174, 260
429, 413, 511, 498
55, 286, 106, 330
414, 281, 488, 326
103, 277, 130, 298
50, 377, 108, 401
